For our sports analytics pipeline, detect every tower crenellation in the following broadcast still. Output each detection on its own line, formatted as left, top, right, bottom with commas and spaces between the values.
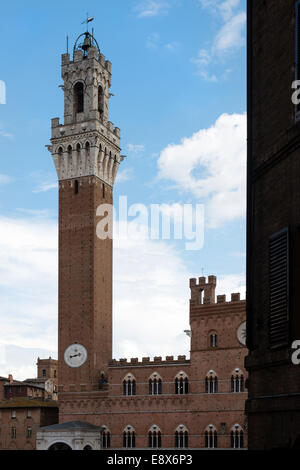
189, 276, 241, 306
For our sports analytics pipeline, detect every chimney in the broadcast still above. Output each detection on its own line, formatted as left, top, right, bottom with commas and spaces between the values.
8, 374, 13, 383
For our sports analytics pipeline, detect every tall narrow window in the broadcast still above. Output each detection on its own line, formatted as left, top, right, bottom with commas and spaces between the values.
11, 427, 16, 439
210, 333, 218, 348
269, 228, 289, 347
148, 426, 162, 448
231, 369, 245, 393
175, 372, 189, 395
101, 426, 111, 449
74, 82, 84, 114
175, 426, 188, 449
123, 374, 136, 396
123, 426, 136, 448
75, 180, 79, 194
98, 86, 104, 115
230, 425, 244, 449
149, 373, 162, 395
205, 371, 218, 393
27, 427, 32, 439
205, 426, 218, 449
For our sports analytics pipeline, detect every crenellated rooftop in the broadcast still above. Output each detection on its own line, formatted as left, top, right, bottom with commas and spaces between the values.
190, 275, 242, 306
109, 355, 190, 368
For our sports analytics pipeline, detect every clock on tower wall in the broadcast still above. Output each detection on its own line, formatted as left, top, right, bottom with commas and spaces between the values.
50, 29, 125, 394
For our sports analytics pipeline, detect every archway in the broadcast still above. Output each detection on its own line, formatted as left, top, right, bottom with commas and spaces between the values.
48, 442, 72, 451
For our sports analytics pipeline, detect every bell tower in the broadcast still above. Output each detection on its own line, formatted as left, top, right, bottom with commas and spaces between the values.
49, 30, 124, 397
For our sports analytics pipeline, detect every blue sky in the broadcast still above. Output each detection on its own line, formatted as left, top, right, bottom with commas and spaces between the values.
0, 0, 246, 379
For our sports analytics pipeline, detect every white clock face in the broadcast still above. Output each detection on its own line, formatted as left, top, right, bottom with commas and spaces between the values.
64, 343, 87, 368
237, 322, 246, 346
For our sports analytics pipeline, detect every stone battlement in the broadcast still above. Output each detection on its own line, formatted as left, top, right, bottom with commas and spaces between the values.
189, 275, 241, 306
109, 356, 190, 368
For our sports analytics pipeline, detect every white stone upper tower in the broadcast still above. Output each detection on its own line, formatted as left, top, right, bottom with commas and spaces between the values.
49, 31, 125, 184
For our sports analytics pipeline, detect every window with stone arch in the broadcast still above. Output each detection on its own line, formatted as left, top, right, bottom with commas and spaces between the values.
85, 141, 90, 157
149, 372, 162, 395
148, 425, 162, 448
175, 371, 189, 395
231, 368, 245, 393
101, 425, 111, 449
230, 424, 244, 449
67, 145, 72, 169
175, 425, 189, 449
205, 370, 218, 393
209, 331, 218, 348
123, 374, 136, 396
205, 424, 218, 449
123, 425, 136, 448
57, 146, 63, 165
74, 81, 84, 114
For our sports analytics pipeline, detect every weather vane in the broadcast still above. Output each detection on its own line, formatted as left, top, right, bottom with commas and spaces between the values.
81, 13, 94, 32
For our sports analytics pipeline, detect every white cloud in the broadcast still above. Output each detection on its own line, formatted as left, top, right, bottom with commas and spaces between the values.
135, 0, 170, 18
157, 112, 246, 228
193, 0, 246, 80
0, 123, 13, 140
0, 215, 58, 362
164, 41, 180, 52
216, 273, 245, 299
146, 33, 180, 52
0, 174, 11, 184
114, 225, 191, 359
213, 11, 246, 53
16, 208, 55, 218
32, 181, 58, 193
0, 344, 57, 381
199, 0, 241, 21
127, 143, 145, 153
115, 168, 134, 183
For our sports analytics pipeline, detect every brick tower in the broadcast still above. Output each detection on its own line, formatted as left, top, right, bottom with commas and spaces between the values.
49, 31, 124, 401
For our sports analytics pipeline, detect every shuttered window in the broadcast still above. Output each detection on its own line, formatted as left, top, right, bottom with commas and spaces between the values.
269, 228, 289, 347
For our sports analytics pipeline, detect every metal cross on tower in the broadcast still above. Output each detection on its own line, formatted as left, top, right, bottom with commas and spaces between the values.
81, 13, 94, 32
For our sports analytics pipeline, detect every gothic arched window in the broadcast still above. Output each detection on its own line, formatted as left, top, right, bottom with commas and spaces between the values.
175, 425, 189, 449
74, 82, 84, 114
231, 369, 245, 393
149, 373, 162, 395
230, 425, 244, 449
101, 426, 111, 449
205, 425, 218, 449
123, 426, 136, 448
148, 425, 162, 448
205, 371, 218, 393
123, 374, 136, 396
175, 372, 189, 395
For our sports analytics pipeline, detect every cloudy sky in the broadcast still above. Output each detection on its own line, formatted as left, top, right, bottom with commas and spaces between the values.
0, 0, 246, 379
